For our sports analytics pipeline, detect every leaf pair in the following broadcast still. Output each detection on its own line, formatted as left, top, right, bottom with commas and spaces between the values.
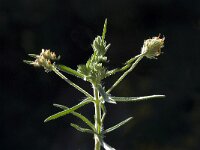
50, 103, 133, 135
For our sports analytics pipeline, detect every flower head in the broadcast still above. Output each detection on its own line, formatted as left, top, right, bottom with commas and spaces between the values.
24, 49, 60, 72
40, 49, 57, 60
141, 35, 165, 59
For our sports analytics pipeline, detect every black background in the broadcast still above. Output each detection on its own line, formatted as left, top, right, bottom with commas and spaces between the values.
1, 0, 200, 150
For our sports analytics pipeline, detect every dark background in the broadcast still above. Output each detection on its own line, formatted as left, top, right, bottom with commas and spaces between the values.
1, 0, 200, 150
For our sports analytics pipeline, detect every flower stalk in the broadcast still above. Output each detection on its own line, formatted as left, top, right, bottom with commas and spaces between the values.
107, 54, 144, 94
52, 67, 92, 98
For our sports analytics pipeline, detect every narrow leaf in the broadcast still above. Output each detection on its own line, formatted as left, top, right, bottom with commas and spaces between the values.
23, 60, 34, 65
57, 64, 85, 79
111, 95, 165, 102
44, 100, 91, 122
53, 103, 95, 131
105, 54, 143, 77
102, 18, 107, 42
101, 104, 107, 122
98, 85, 116, 104
101, 141, 116, 150
28, 54, 38, 58
53, 104, 68, 110
125, 54, 142, 65
70, 123, 94, 134
105, 43, 111, 51
105, 68, 120, 77
103, 117, 133, 134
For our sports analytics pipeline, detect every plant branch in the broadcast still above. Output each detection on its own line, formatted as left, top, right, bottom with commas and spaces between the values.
52, 66, 92, 98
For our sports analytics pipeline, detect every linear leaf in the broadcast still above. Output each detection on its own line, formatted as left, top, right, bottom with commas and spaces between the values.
23, 60, 34, 65
102, 18, 107, 42
57, 64, 85, 79
98, 85, 116, 104
70, 123, 94, 134
53, 103, 95, 131
53, 104, 68, 110
125, 54, 142, 65
101, 141, 116, 150
28, 54, 38, 58
101, 104, 107, 123
103, 117, 133, 134
44, 100, 91, 122
105, 68, 120, 77
111, 95, 165, 102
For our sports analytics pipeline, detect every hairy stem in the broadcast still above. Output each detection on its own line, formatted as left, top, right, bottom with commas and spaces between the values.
52, 66, 92, 98
93, 85, 102, 150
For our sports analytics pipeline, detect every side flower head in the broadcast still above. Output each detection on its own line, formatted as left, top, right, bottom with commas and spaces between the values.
141, 35, 165, 59
24, 49, 60, 72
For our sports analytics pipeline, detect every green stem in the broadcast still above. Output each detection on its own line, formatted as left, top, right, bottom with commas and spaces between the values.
52, 66, 92, 98
93, 85, 102, 150
107, 55, 144, 94
120, 54, 142, 71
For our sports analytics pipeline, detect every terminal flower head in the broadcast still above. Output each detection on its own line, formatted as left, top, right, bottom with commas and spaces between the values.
141, 35, 165, 59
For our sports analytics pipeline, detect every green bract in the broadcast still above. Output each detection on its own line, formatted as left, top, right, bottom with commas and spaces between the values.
24, 19, 165, 150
